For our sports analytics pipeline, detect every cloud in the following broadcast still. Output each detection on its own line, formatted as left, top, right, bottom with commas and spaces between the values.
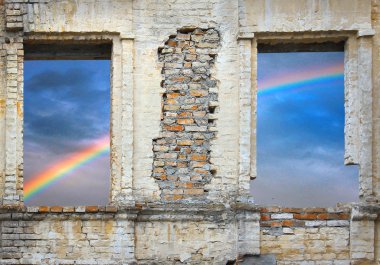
252, 52, 359, 207
24, 62, 110, 155
257, 83, 345, 159
258, 52, 344, 82
251, 153, 358, 207
24, 60, 111, 205
26, 68, 93, 91
24, 154, 110, 206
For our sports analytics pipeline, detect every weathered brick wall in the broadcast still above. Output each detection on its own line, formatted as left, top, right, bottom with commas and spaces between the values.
1, 205, 355, 264
132, 0, 240, 204
136, 220, 236, 263
0, 0, 379, 264
153, 28, 219, 201
260, 207, 351, 264
0, 205, 259, 264
0, 206, 135, 265
0, 2, 5, 202
1, 0, 24, 206
372, 0, 380, 201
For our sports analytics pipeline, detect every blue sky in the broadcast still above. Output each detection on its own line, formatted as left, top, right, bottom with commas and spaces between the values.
24, 60, 110, 205
251, 52, 358, 207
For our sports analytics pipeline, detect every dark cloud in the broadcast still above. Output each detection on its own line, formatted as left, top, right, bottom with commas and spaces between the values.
24, 62, 110, 155
26, 68, 93, 91
258, 52, 343, 82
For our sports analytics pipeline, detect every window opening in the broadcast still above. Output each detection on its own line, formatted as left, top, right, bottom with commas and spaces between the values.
251, 45, 358, 207
23, 43, 111, 206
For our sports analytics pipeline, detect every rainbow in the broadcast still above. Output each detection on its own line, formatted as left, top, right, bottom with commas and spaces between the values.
258, 63, 344, 95
24, 136, 110, 201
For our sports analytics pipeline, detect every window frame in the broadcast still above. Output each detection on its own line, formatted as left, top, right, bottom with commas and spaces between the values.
237, 31, 374, 203
15, 33, 135, 206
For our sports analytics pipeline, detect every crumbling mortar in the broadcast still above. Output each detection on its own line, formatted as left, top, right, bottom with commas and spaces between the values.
152, 27, 221, 202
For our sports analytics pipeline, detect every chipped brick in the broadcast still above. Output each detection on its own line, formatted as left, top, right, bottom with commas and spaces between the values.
50, 206, 63, 213
85, 206, 98, 213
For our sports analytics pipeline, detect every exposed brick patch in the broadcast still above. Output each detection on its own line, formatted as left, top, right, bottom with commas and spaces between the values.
153, 28, 220, 201
259, 207, 351, 229
260, 207, 352, 260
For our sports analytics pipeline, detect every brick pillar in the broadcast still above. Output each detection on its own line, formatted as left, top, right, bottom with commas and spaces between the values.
1, 1, 24, 205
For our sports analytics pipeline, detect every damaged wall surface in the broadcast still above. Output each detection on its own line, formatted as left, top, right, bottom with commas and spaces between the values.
0, 0, 379, 264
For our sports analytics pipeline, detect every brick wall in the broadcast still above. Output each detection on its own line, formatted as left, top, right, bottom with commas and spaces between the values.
135, 220, 237, 263
0, 0, 379, 264
0, 206, 135, 264
260, 207, 351, 264
372, 0, 380, 201
153, 28, 219, 201
0, 205, 355, 264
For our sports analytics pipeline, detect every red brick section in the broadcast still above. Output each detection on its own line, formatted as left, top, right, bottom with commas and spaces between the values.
50, 206, 63, 213
85, 206, 99, 213
38, 206, 49, 213
260, 207, 351, 228
294, 213, 318, 220
152, 28, 220, 201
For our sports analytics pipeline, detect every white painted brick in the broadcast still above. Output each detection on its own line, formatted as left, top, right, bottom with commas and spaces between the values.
327, 220, 350, 227
305, 221, 327, 227
271, 213, 293, 219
